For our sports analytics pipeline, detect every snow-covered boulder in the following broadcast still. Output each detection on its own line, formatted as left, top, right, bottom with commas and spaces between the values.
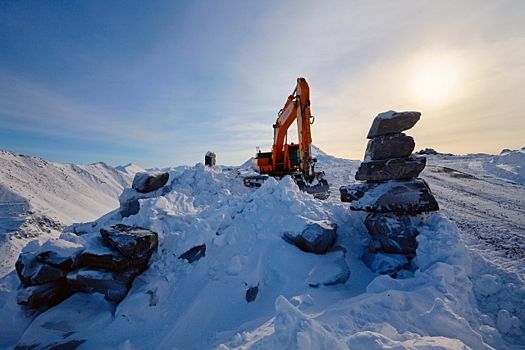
132, 171, 169, 193
364, 133, 415, 160
366, 110, 421, 139
283, 220, 337, 254
364, 213, 422, 254
343, 179, 439, 214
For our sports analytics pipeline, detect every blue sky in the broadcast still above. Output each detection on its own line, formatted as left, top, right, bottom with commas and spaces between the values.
1, 1, 524, 168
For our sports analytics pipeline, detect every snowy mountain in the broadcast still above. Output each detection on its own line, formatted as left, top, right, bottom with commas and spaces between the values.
0, 150, 143, 277
0, 148, 524, 349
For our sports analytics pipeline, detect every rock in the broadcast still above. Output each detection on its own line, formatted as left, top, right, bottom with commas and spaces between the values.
16, 253, 69, 287
205, 151, 216, 166
355, 156, 426, 182
17, 278, 74, 308
361, 250, 410, 276
119, 187, 166, 218
283, 221, 337, 254
367, 110, 421, 139
246, 285, 259, 303
81, 239, 130, 271
364, 133, 415, 160
67, 267, 143, 302
179, 244, 206, 263
364, 213, 421, 254
34, 239, 85, 270
340, 182, 378, 202
100, 224, 158, 267
132, 172, 169, 193
306, 247, 350, 287
349, 179, 439, 214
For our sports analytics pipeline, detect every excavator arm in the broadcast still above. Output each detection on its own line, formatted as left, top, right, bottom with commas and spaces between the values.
272, 77, 314, 173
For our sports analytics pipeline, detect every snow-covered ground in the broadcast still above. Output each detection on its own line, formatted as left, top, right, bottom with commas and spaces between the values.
0, 147, 524, 349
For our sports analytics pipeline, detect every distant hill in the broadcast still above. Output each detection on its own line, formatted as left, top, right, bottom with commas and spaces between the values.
0, 150, 142, 277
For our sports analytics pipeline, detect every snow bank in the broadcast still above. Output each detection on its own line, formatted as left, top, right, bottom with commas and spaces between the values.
0, 159, 518, 349
485, 147, 525, 185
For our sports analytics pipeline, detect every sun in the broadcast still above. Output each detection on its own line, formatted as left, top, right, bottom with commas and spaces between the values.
413, 59, 459, 104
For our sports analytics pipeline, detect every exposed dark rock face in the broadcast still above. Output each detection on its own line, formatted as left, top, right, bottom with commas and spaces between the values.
179, 244, 206, 263
366, 111, 421, 139
355, 156, 426, 182
132, 172, 169, 193
100, 224, 158, 266
66, 266, 143, 302
246, 285, 259, 303
16, 278, 74, 308
283, 221, 337, 254
364, 133, 415, 161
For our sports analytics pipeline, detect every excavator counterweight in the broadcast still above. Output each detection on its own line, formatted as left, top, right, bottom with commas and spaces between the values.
245, 77, 330, 199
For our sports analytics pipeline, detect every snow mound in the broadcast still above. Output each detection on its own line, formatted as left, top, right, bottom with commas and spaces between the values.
485, 147, 525, 185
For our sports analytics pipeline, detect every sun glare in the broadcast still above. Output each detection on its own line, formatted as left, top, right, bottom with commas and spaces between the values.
413, 59, 459, 104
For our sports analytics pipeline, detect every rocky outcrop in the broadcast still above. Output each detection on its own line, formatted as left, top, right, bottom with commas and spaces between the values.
340, 110, 439, 276
15, 224, 158, 308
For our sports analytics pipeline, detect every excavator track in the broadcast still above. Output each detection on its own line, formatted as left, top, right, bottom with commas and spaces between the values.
243, 173, 330, 200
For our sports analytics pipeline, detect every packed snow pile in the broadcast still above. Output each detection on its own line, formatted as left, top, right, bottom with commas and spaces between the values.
485, 147, 525, 185
1, 156, 522, 349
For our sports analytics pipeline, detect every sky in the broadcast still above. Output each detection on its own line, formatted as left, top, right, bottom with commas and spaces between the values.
1, 1, 524, 168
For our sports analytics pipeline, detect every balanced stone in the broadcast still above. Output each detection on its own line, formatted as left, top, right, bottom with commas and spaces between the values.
343, 179, 439, 214
132, 172, 169, 193
367, 111, 421, 139
364, 213, 421, 255
364, 133, 415, 161
355, 156, 426, 182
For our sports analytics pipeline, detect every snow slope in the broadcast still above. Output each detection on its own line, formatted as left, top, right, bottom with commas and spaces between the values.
0, 149, 524, 349
0, 150, 142, 278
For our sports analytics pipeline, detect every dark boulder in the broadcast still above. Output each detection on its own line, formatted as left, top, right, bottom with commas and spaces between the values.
205, 151, 216, 166
349, 179, 439, 214
100, 224, 158, 267
283, 221, 337, 254
246, 285, 259, 303
67, 266, 143, 302
81, 241, 131, 271
340, 182, 378, 202
355, 156, 426, 182
132, 172, 169, 194
17, 278, 74, 308
179, 244, 206, 263
364, 213, 420, 254
367, 111, 421, 139
364, 133, 415, 161
16, 253, 69, 287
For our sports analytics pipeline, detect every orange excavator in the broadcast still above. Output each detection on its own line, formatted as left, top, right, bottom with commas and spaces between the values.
244, 77, 330, 199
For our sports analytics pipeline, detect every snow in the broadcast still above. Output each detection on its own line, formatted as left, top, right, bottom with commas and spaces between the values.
0, 147, 524, 349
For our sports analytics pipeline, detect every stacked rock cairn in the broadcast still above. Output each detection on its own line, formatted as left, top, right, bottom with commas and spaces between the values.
340, 110, 439, 275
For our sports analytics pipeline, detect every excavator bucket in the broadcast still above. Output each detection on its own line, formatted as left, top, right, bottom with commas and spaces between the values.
294, 173, 330, 200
